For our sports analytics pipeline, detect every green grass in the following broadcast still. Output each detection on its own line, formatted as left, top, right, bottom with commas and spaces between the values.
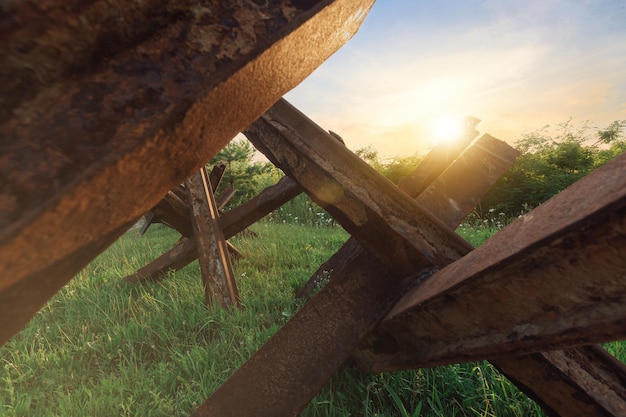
0, 222, 623, 416
455, 225, 500, 247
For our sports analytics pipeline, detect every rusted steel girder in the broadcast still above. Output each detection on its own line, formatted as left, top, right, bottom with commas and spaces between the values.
0, 0, 374, 345
355, 149, 626, 416
208, 164, 227, 192
137, 165, 240, 238
221, 176, 302, 237
244, 100, 626, 417
245, 99, 474, 275
397, 116, 480, 198
122, 175, 303, 283
331, 135, 626, 417
150, 191, 195, 237
186, 168, 239, 308
296, 117, 484, 299
191, 108, 515, 416
123, 237, 197, 284
494, 346, 626, 417
360, 151, 626, 370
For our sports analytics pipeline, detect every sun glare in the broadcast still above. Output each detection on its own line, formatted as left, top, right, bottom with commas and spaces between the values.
431, 116, 464, 145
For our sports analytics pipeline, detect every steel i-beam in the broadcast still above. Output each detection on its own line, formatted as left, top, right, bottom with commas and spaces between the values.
0, 0, 375, 345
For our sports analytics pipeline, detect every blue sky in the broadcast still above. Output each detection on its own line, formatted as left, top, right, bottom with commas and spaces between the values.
285, 0, 626, 157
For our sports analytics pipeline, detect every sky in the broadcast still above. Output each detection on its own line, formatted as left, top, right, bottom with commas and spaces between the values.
283, 0, 626, 158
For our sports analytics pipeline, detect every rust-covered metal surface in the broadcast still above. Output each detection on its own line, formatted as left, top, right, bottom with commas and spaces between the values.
360, 152, 626, 370
245, 98, 474, 275
122, 174, 303, 283
494, 346, 626, 417
416, 134, 520, 228
152, 191, 194, 236
0, 0, 374, 345
295, 119, 486, 300
295, 132, 518, 300
221, 176, 303, 237
397, 116, 480, 198
186, 168, 239, 307
3, 4, 625, 415
190, 102, 516, 417
241, 100, 626, 417
123, 236, 197, 284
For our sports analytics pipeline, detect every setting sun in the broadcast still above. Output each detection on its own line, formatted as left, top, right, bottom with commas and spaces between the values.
431, 116, 464, 144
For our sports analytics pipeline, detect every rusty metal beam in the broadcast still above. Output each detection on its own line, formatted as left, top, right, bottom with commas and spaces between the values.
137, 165, 239, 237
295, 131, 506, 299
221, 176, 303, 238
208, 164, 227, 192
0, 218, 138, 340
295, 122, 485, 299
360, 152, 626, 370
493, 346, 626, 417
186, 168, 239, 307
244, 98, 473, 275
152, 191, 194, 237
215, 186, 237, 211
0, 0, 374, 345
122, 175, 303, 283
397, 116, 480, 198
414, 134, 520, 235
357, 142, 626, 416
171, 185, 189, 203
192, 113, 515, 416
359, 146, 626, 417
237, 101, 626, 417
123, 236, 197, 284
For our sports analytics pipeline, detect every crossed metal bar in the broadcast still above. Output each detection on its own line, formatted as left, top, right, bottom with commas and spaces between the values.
2, 1, 625, 415
189, 99, 626, 417
0, 0, 375, 346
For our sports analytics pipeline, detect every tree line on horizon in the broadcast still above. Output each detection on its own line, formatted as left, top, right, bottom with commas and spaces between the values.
208, 119, 626, 223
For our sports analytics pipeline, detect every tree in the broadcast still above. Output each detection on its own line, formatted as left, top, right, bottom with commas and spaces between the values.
355, 145, 384, 172
380, 154, 424, 185
354, 146, 423, 185
480, 119, 625, 218
209, 138, 272, 208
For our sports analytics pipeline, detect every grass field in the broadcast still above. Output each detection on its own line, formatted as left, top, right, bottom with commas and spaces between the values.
0, 222, 623, 416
